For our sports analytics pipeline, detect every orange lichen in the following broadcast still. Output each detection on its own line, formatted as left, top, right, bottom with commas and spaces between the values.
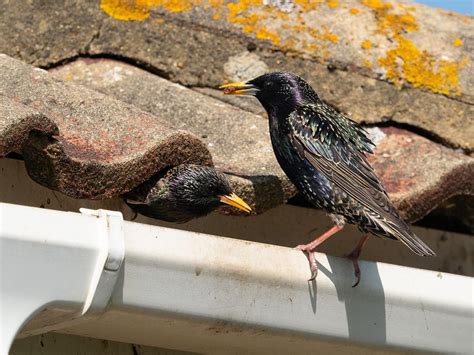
378, 35, 465, 95
323, 33, 339, 44
453, 38, 463, 47
361, 40, 372, 49
256, 28, 281, 44
363, 59, 373, 68
293, 0, 324, 12
363, 0, 418, 34
361, 0, 392, 11
99, 0, 465, 96
99, 0, 341, 55
224, 0, 339, 50
100, 0, 153, 21
163, 0, 195, 12
361, 0, 464, 95
100, 0, 201, 20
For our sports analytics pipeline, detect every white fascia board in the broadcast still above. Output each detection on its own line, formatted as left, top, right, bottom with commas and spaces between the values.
1, 203, 472, 354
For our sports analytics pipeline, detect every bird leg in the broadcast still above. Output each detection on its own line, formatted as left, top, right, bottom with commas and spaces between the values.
296, 225, 344, 281
346, 235, 369, 288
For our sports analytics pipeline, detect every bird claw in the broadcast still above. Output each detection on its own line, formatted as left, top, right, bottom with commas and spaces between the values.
346, 235, 368, 288
307, 251, 318, 281
346, 251, 361, 288
295, 244, 309, 252
295, 226, 345, 282
349, 257, 361, 288
295, 246, 318, 281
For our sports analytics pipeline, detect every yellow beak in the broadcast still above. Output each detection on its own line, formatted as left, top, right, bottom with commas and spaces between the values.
220, 193, 252, 213
219, 82, 258, 96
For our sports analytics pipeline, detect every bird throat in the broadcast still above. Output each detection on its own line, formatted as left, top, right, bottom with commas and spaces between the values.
263, 99, 299, 120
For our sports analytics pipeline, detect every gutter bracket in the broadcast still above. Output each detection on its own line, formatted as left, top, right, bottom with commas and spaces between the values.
0, 205, 125, 355
79, 208, 125, 315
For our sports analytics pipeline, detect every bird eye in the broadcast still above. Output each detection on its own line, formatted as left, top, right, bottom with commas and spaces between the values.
282, 84, 291, 92
264, 81, 273, 89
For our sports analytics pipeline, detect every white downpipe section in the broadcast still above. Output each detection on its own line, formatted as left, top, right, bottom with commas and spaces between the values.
1, 203, 473, 354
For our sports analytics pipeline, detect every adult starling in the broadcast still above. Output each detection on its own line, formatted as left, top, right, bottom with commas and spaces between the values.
126, 164, 251, 223
221, 72, 435, 286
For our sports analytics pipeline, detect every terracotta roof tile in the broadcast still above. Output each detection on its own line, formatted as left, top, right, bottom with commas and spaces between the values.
0, 55, 212, 199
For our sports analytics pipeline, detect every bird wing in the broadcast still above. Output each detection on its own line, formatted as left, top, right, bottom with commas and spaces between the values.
288, 104, 435, 256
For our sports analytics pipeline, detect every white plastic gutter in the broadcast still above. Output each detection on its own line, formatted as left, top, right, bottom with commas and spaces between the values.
0, 202, 473, 354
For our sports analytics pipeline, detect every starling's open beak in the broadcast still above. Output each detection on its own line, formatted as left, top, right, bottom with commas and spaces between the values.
220, 193, 252, 213
219, 82, 259, 96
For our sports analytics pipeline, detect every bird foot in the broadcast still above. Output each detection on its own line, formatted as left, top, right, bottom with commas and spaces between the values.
347, 255, 360, 287
295, 245, 318, 281
345, 235, 369, 288
295, 226, 345, 282
346, 251, 361, 288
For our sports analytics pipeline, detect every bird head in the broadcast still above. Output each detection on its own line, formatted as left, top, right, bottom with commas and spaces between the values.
126, 165, 252, 223
220, 72, 319, 115
168, 165, 252, 216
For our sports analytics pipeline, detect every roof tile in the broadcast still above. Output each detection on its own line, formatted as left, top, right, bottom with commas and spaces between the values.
0, 55, 212, 199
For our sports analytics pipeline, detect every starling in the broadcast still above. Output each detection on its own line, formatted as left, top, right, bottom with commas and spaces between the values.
126, 164, 251, 223
221, 72, 435, 286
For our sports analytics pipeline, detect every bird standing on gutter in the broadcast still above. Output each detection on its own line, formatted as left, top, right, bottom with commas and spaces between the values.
126, 164, 252, 223
220, 72, 435, 286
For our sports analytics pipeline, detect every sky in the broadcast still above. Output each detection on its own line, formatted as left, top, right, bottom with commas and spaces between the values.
415, 0, 473, 15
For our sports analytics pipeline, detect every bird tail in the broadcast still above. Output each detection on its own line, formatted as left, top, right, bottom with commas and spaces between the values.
375, 216, 436, 256
392, 226, 436, 256
363, 206, 435, 256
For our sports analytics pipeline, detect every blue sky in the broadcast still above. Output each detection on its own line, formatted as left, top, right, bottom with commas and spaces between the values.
415, 0, 473, 15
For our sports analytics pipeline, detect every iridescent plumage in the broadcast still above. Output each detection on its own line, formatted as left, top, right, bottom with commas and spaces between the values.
125, 164, 251, 223
221, 72, 435, 284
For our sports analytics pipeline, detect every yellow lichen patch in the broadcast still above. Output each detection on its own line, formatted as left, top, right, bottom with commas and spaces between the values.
161, 0, 195, 12
98, 1, 354, 73
349, 8, 360, 14
379, 35, 465, 95
363, 59, 373, 68
293, 0, 324, 12
256, 28, 281, 44
100, 0, 153, 21
361, 40, 372, 49
453, 38, 463, 47
361, 0, 464, 95
225, 0, 340, 51
100, 0, 201, 20
324, 33, 339, 43
361, 0, 392, 11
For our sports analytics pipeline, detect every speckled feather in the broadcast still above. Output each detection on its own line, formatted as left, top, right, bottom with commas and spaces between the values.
248, 72, 435, 256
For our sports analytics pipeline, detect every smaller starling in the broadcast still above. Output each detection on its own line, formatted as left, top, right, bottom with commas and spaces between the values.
126, 164, 252, 223
221, 73, 435, 286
